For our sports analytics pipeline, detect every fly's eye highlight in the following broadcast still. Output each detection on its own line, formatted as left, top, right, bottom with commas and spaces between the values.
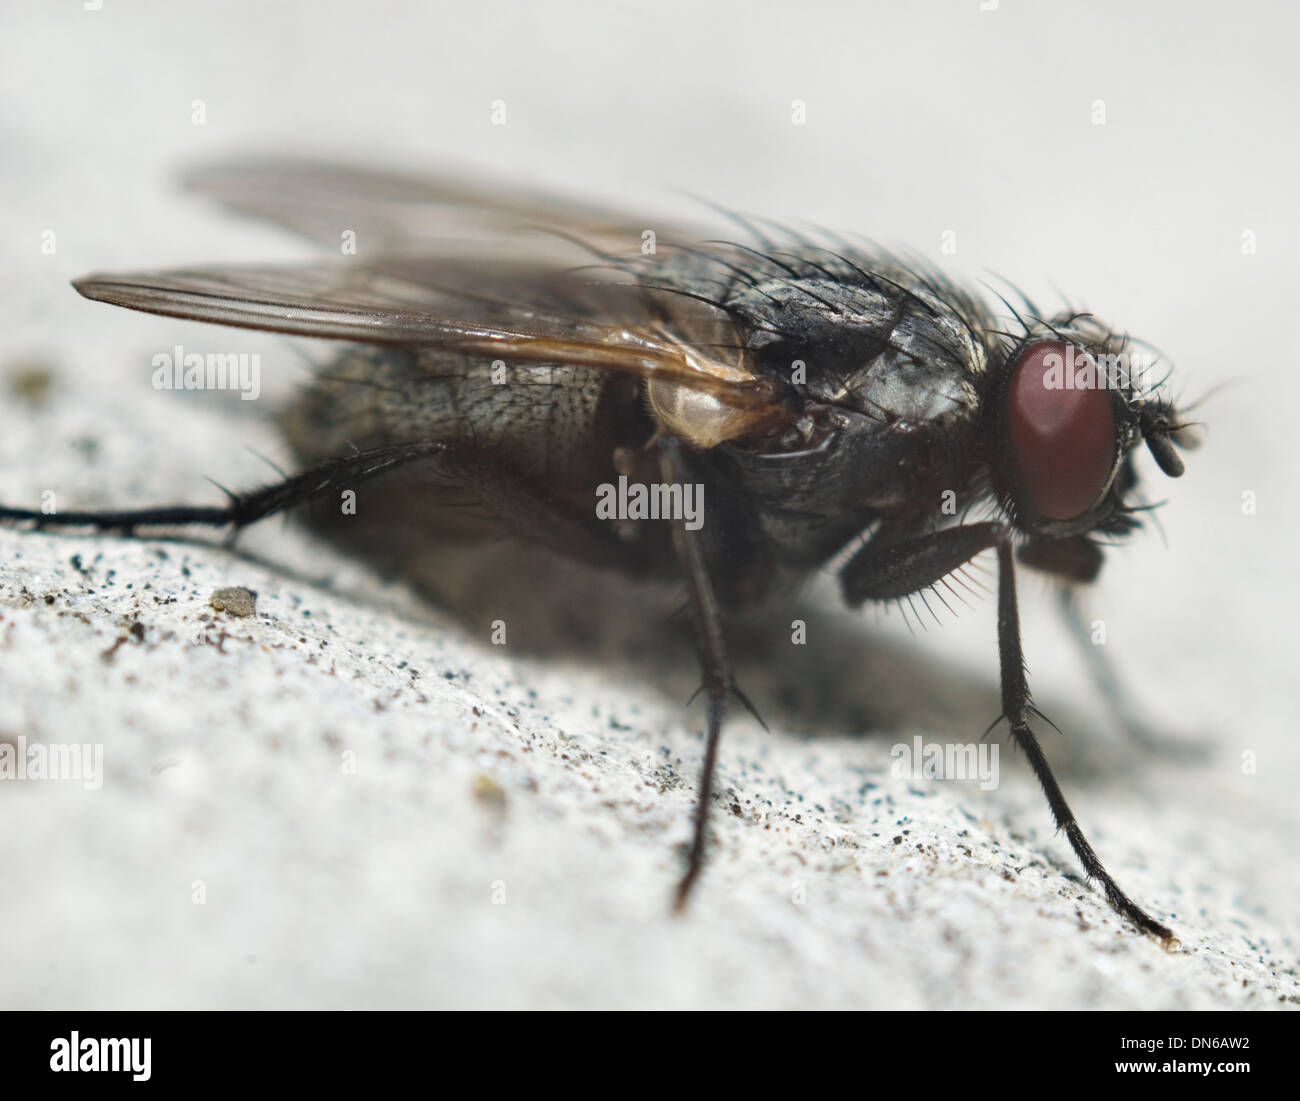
1006, 340, 1116, 521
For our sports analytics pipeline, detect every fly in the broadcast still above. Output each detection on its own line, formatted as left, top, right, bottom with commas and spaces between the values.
0, 161, 1193, 940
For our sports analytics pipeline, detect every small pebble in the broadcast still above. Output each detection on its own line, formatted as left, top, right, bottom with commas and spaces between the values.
210, 587, 257, 617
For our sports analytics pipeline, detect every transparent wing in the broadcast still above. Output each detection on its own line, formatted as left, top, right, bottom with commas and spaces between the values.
74, 255, 778, 408
74, 159, 784, 410
182, 158, 710, 259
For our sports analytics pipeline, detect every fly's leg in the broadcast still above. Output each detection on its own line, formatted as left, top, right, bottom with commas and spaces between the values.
1057, 586, 1161, 750
1017, 537, 1188, 754
0, 441, 454, 536
988, 539, 1173, 940
841, 521, 1174, 941
1055, 588, 1197, 756
0, 438, 646, 572
658, 438, 734, 911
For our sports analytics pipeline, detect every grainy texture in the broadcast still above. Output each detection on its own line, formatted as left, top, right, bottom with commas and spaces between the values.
1, 0, 1297, 1010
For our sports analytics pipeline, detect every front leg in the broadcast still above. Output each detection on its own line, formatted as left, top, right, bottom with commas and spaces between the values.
842, 522, 1174, 941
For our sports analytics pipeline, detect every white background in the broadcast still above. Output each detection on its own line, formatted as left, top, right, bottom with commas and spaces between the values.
0, 0, 1296, 1008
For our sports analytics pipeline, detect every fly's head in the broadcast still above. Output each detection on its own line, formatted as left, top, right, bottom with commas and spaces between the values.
988, 314, 1192, 581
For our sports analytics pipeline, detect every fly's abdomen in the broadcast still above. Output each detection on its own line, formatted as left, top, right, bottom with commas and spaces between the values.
281, 346, 628, 496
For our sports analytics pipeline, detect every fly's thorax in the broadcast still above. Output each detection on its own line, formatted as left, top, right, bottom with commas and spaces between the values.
708, 397, 978, 575
723, 315, 984, 519
814, 344, 983, 432
635, 245, 994, 459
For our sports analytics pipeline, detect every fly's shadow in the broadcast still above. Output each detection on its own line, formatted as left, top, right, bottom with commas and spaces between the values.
226, 502, 1172, 795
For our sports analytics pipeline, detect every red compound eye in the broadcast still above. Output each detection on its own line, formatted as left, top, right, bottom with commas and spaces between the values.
1006, 341, 1116, 521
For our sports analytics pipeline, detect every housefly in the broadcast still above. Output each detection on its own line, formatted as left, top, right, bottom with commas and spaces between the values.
0, 162, 1192, 940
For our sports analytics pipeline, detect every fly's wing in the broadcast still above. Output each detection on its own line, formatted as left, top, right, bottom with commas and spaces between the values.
74, 162, 780, 412
74, 257, 777, 408
182, 159, 704, 259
